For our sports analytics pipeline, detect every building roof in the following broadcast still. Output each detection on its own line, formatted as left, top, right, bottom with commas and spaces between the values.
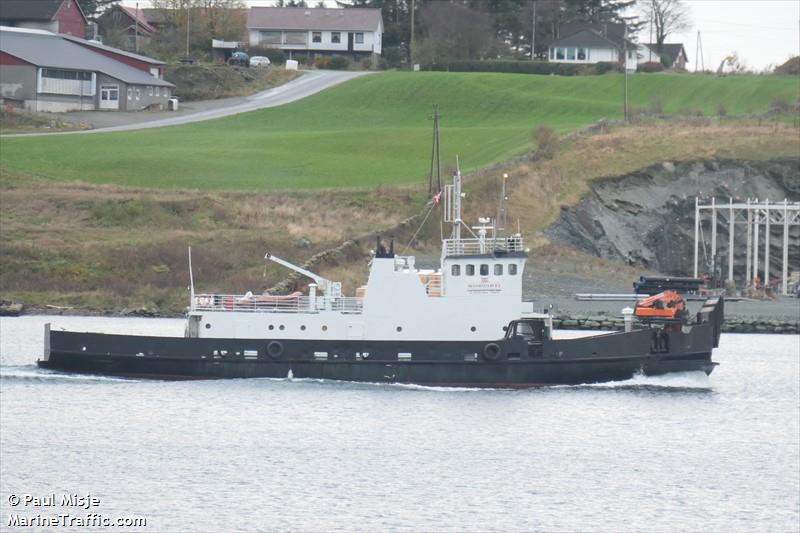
247, 7, 382, 32
550, 29, 620, 50
550, 22, 629, 50
0, 0, 64, 22
63, 33, 166, 65
645, 43, 688, 62
0, 26, 173, 86
118, 5, 158, 34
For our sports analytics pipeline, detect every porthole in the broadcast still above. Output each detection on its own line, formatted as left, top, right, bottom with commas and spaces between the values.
322, 325, 328, 331
396, 326, 402, 332
470, 326, 476, 332
279, 325, 285, 331
205, 323, 211, 329
300, 325, 306, 331
502, 326, 508, 331
268, 325, 274, 331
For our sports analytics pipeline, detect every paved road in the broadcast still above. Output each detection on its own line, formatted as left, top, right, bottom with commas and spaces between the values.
4, 70, 372, 137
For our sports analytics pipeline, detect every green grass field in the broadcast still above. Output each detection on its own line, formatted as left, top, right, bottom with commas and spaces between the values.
1, 72, 797, 191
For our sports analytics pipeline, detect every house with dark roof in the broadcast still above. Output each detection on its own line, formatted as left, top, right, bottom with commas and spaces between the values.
0, 0, 86, 38
547, 22, 637, 71
96, 4, 158, 52
637, 43, 689, 70
247, 7, 383, 62
0, 26, 173, 112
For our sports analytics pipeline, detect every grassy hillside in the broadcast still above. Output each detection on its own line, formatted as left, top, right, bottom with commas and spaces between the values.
1, 72, 797, 191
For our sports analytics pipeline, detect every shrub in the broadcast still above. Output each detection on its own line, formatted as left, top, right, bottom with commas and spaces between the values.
328, 55, 350, 70
716, 102, 727, 118
771, 95, 790, 113
639, 61, 664, 73
360, 58, 372, 70
248, 46, 286, 64
378, 57, 389, 70
660, 53, 673, 69
595, 61, 621, 74
423, 60, 583, 76
313, 56, 331, 69
533, 126, 558, 159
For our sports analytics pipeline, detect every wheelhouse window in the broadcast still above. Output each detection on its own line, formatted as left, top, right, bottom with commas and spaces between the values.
331, 32, 341, 43
466, 264, 475, 276
494, 264, 503, 275
451, 264, 461, 276
355, 32, 364, 44
480, 264, 489, 276
508, 264, 518, 275
312, 31, 322, 43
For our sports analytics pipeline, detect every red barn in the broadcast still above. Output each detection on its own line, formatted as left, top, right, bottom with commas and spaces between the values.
0, 0, 87, 38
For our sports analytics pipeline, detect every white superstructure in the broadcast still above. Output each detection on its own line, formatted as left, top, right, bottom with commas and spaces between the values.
186, 170, 548, 341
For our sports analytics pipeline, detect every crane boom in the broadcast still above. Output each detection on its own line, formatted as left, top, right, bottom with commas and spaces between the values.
265, 253, 342, 297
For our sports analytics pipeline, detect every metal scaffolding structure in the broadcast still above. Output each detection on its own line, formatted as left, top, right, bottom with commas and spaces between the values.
694, 198, 800, 295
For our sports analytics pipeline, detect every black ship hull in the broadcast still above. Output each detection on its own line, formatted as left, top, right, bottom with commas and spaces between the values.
39, 301, 723, 387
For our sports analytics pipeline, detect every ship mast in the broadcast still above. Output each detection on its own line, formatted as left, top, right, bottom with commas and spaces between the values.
443, 157, 463, 242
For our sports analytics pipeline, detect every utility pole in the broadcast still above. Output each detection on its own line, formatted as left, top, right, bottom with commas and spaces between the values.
623, 26, 628, 121
135, 1, 139, 53
648, 0, 653, 62
185, 2, 191, 59
409, 0, 415, 65
531, 0, 536, 60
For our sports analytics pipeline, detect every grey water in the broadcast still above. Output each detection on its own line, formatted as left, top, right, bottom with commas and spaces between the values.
0, 316, 798, 533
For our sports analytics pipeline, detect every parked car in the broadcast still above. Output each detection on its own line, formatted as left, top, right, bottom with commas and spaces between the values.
228, 51, 249, 67
250, 56, 271, 68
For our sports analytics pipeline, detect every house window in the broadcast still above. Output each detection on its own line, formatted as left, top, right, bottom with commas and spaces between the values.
259, 31, 281, 45
155, 86, 160, 97
312, 31, 322, 43
508, 264, 518, 275
451, 264, 461, 276
284, 31, 307, 45
100, 85, 118, 101
135, 87, 141, 100
41, 68, 92, 81
494, 264, 503, 275
331, 31, 341, 43
556, 47, 565, 60
480, 264, 489, 276
148, 86, 153, 96
567, 47, 576, 60
355, 32, 364, 44
577, 48, 587, 60
127, 87, 133, 100
549, 48, 554, 60
466, 264, 475, 276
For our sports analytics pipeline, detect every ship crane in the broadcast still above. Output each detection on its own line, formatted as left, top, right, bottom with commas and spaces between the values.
265, 253, 342, 298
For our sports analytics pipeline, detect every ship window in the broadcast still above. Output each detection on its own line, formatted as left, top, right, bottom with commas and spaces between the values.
269, 325, 274, 330
279, 325, 285, 331
466, 264, 475, 276
470, 326, 476, 332
205, 323, 211, 329
322, 325, 328, 331
396, 326, 403, 332
451, 264, 461, 276
494, 264, 503, 275
300, 325, 306, 331
509, 264, 518, 275
480, 264, 489, 276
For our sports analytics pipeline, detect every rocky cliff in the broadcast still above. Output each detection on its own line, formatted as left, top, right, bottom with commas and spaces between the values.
546, 158, 800, 279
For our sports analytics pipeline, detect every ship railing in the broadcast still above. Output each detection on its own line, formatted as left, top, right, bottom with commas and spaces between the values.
192, 294, 363, 314
442, 236, 524, 256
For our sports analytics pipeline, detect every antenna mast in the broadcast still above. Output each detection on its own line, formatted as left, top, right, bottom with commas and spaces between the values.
428, 104, 442, 195
496, 173, 509, 236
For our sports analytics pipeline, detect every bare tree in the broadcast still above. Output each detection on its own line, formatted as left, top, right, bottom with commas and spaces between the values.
640, 0, 690, 53
417, 2, 499, 64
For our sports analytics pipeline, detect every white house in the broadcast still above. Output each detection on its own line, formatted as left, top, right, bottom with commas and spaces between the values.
247, 7, 383, 63
547, 23, 637, 71
636, 43, 689, 70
